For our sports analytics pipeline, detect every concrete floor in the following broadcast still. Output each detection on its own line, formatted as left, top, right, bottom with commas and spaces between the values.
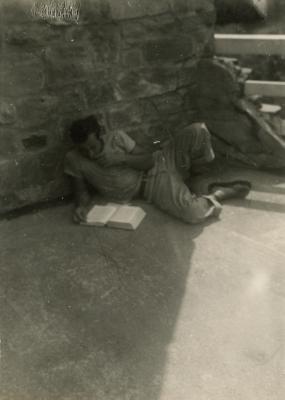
0, 167, 285, 400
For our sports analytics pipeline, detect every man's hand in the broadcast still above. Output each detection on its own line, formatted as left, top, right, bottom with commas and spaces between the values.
96, 151, 125, 167
73, 206, 89, 223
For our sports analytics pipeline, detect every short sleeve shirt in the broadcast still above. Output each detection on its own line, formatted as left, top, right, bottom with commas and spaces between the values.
64, 130, 143, 202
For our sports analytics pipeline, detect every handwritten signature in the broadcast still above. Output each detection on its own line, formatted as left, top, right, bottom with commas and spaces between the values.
31, 0, 81, 24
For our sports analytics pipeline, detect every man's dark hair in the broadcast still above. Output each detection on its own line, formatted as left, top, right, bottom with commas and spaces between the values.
69, 115, 101, 144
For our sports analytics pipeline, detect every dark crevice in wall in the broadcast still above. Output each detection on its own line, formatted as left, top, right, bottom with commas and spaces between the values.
22, 135, 48, 150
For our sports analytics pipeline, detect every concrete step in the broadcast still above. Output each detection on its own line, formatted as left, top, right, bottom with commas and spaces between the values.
260, 103, 282, 114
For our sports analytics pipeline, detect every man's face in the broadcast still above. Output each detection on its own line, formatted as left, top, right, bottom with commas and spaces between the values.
79, 132, 103, 160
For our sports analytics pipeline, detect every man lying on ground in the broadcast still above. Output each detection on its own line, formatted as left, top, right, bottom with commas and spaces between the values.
64, 115, 251, 225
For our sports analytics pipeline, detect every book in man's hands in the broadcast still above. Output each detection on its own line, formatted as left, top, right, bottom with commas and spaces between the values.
82, 204, 146, 230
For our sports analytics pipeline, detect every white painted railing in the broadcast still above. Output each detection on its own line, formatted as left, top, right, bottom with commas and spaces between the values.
214, 34, 285, 98
215, 34, 285, 56
245, 81, 285, 98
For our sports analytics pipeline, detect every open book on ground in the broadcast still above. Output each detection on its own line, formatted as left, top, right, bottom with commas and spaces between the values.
81, 204, 146, 230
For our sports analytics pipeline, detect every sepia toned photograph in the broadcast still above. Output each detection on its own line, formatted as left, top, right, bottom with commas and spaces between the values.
0, 0, 284, 399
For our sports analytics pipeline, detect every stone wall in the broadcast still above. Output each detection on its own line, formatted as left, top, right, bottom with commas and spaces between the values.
0, 0, 215, 213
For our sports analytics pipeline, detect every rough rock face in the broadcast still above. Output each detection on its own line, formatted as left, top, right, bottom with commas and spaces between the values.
193, 58, 285, 169
0, 0, 215, 213
215, 0, 267, 24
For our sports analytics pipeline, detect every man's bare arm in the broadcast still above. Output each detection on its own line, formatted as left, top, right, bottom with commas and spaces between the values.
72, 177, 92, 222
122, 152, 154, 170
96, 145, 154, 170
72, 177, 91, 206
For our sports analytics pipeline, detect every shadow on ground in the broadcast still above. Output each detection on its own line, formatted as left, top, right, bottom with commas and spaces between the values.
1, 165, 284, 400
0, 202, 206, 400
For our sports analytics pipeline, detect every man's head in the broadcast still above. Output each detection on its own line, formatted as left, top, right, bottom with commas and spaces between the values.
69, 115, 103, 159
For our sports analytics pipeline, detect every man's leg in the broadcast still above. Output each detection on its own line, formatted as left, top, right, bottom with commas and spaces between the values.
148, 175, 252, 224
173, 123, 215, 178
145, 169, 222, 224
